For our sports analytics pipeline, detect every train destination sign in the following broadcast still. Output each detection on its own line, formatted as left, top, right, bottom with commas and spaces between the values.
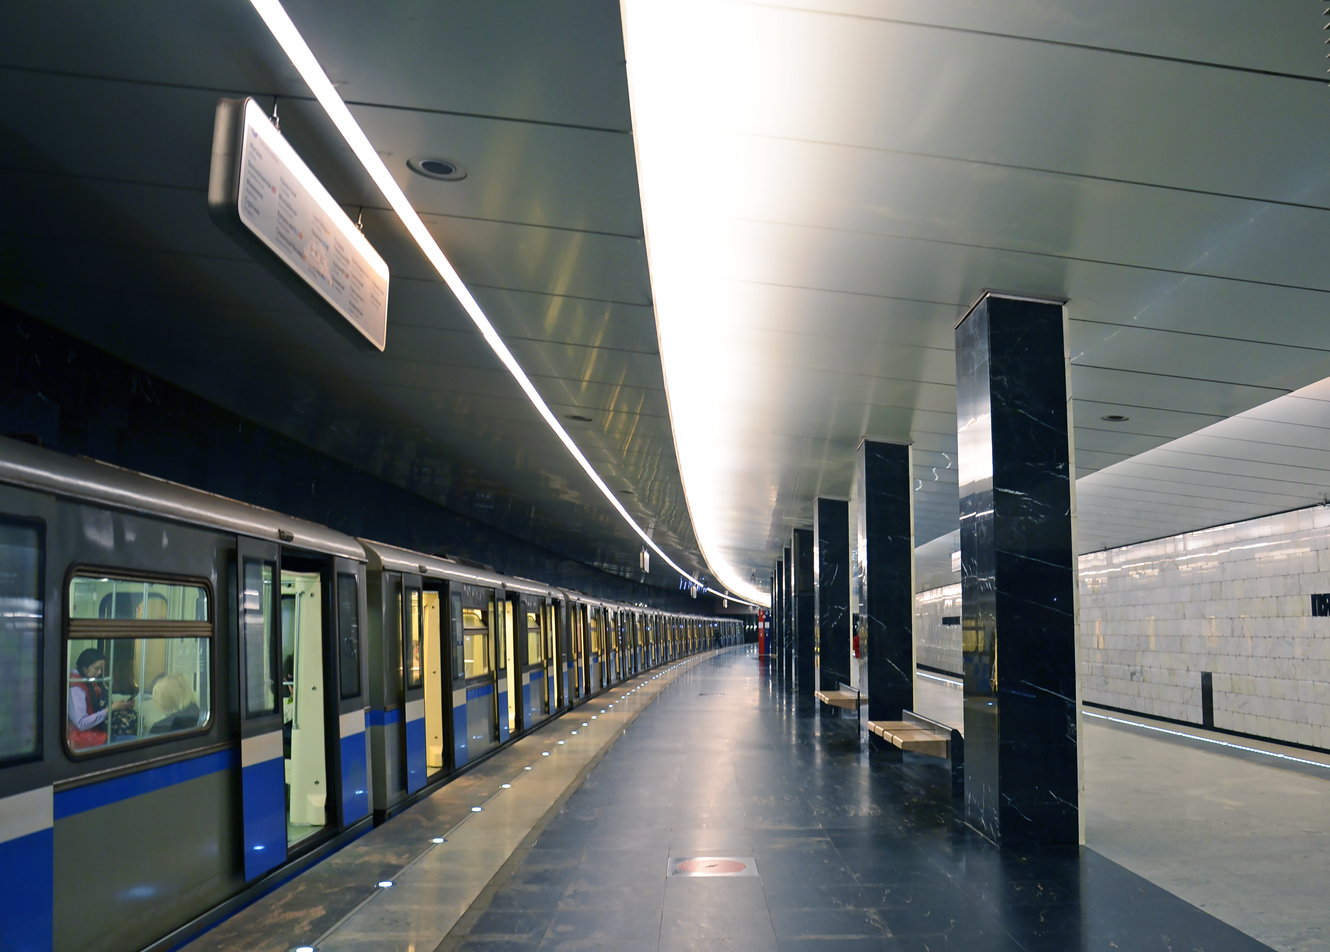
208, 97, 389, 352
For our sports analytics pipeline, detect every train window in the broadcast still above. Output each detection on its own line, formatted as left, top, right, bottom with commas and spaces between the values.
462, 607, 491, 678
66, 573, 211, 754
588, 613, 601, 653
405, 589, 423, 690
526, 611, 543, 664
450, 593, 464, 679
337, 574, 361, 699
0, 519, 42, 765
242, 558, 277, 718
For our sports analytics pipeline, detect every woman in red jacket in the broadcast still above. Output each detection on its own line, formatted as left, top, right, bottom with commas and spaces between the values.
68, 648, 134, 750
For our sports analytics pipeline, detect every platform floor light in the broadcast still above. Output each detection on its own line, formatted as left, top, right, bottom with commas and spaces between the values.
247, 0, 759, 608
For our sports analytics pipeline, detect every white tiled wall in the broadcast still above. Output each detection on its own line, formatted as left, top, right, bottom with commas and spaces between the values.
1079, 506, 1330, 748
913, 506, 1330, 749
915, 583, 962, 675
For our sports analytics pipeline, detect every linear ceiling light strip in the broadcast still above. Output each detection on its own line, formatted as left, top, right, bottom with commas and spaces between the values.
248, 0, 756, 609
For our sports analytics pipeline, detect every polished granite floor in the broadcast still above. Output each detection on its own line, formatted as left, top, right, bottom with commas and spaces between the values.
445, 648, 1271, 952
918, 670, 1330, 952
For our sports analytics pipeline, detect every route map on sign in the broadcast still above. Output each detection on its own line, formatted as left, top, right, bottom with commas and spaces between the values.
237, 98, 389, 350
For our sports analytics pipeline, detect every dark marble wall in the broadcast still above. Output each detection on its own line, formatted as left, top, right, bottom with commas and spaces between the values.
0, 306, 713, 612
792, 529, 816, 695
855, 440, 915, 721
956, 293, 1078, 848
814, 497, 851, 691
773, 559, 784, 668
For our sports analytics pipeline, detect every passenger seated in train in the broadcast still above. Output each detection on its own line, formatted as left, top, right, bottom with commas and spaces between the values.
67, 647, 135, 750
148, 672, 201, 734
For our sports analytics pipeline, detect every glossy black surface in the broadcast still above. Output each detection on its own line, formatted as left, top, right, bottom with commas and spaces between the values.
451, 649, 1271, 952
856, 440, 916, 722
776, 550, 787, 678
0, 305, 710, 610
792, 529, 816, 695
956, 295, 1078, 847
773, 558, 785, 671
814, 497, 851, 691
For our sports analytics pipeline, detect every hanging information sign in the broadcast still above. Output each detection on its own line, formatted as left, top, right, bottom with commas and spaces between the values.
208, 97, 389, 352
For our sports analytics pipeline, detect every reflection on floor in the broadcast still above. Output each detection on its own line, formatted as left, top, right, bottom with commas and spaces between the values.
184, 657, 712, 952
446, 651, 1266, 952
916, 668, 1329, 952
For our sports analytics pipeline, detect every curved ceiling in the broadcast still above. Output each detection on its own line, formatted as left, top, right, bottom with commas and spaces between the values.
0, 0, 716, 591
622, 0, 1330, 601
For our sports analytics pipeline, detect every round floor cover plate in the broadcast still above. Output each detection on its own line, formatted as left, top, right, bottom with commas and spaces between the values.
668, 856, 758, 877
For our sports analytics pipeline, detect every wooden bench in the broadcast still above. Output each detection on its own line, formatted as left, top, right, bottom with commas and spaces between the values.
868, 710, 964, 795
814, 689, 864, 711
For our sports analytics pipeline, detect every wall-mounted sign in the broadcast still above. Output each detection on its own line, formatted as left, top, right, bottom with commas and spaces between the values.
208, 97, 389, 352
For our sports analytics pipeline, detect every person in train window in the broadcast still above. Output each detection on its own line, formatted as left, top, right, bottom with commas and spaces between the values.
149, 672, 200, 734
68, 648, 134, 750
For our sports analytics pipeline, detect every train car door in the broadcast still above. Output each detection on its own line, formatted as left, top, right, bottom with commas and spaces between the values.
575, 604, 587, 698
332, 558, 369, 827
453, 586, 499, 764
586, 607, 601, 692
519, 595, 547, 726
420, 582, 449, 783
237, 537, 285, 881
545, 600, 558, 714
401, 576, 428, 793
499, 592, 515, 740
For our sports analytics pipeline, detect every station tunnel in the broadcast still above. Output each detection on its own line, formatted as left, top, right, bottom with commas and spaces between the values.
0, 4, 1326, 951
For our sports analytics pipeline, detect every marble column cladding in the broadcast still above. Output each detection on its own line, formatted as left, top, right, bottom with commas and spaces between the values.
956, 293, 1079, 848
857, 440, 916, 722
815, 497, 852, 693
792, 529, 817, 695
776, 542, 787, 678
773, 559, 784, 669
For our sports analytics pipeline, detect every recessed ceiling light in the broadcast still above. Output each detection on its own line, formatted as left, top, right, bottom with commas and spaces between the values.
565, 414, 593, 423
408, 157, 467, 181
1101, 414, 1129, 422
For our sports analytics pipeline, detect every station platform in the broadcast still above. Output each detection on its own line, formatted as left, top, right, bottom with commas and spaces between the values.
187, 648, 1272, 952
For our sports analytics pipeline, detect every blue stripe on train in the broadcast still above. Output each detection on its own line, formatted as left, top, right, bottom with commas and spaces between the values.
453, 703, 468, 768
340, 732, 369, 824
405, 716, 427, 793
55, 749, 236, 819
0, 826, 53, 952
465, 684, 493, 701
242, 756, 286, 880
366, 708, 402, 727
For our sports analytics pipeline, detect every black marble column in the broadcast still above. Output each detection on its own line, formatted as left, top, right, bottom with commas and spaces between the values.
791, 529, 816, 695
855, 440, 915, 722
782, 545, 793, 677
773, 559, 784, 667
956, 292, 1078, 848
814, 498, 851, 692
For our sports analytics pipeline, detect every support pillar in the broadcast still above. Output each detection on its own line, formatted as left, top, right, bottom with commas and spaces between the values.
956, 292, 1079, 848
772, 560, 783, 667
814, 498, 851, 693
782, 545, 792, 678
791, 529, 816, 695
855, 441, 915, 723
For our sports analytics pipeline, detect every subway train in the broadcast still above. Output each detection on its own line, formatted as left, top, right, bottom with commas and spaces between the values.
0, 436, 742, 952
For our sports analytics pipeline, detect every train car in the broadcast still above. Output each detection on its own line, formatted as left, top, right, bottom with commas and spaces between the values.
0, 435, 741, 951
360, 542, 569, 818
0, 436, 372, 952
